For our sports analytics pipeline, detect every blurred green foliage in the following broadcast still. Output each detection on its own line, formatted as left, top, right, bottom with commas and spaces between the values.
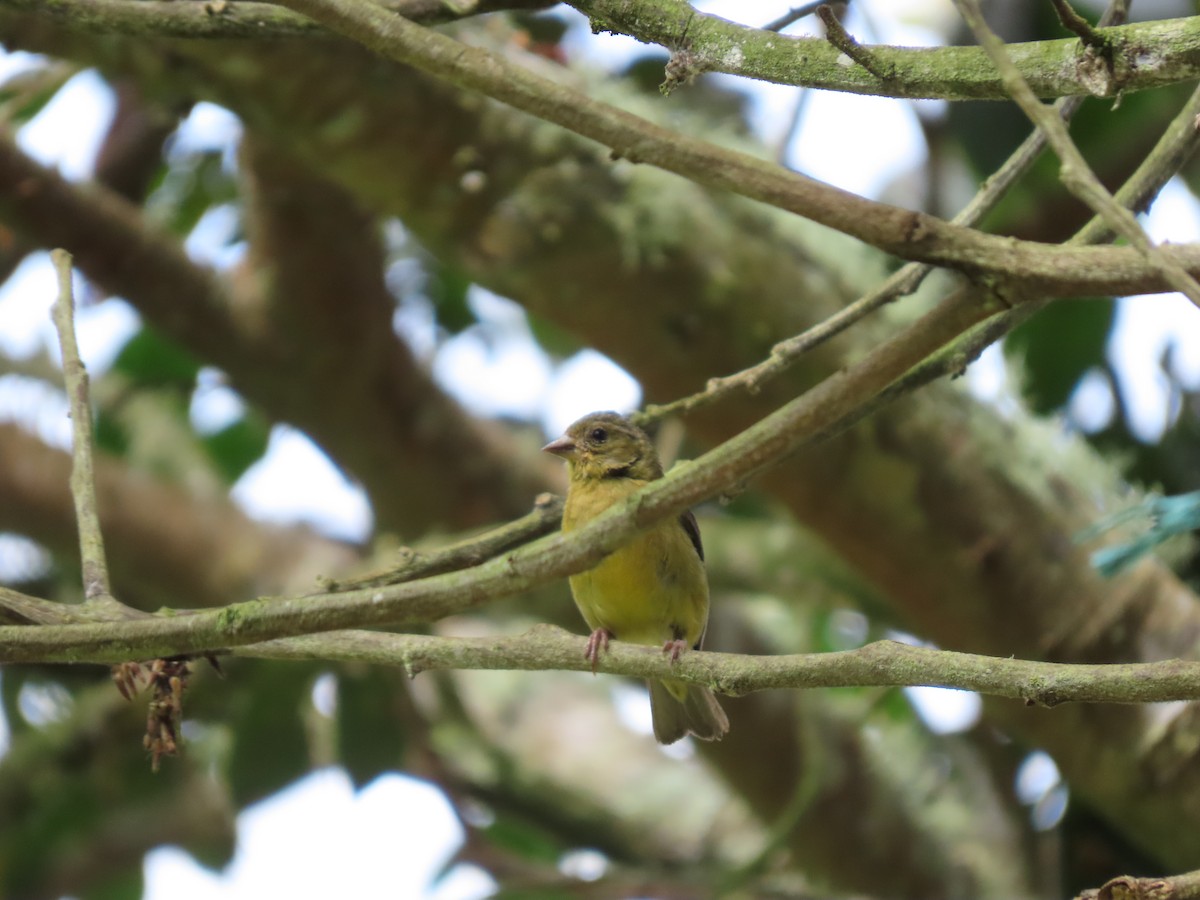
336, 667, 408, 787
1004, 299, 1114, 414
224, 662, 315, 807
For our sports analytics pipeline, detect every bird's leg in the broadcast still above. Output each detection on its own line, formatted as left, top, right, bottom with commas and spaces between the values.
662, 638, 688, 663
585, 628, 612, 673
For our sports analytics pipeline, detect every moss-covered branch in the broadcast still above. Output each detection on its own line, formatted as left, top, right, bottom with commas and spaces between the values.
0, 284, 996, 664
16, 0, 1200, 102
0, 0, 555, 38
7, 2, 1200, 297
1078, 868, 1200, 900
261, 0, 1200, 299
954, 0, 1200, 308
571, 1, 1200, 100
241, 626, 1200, 706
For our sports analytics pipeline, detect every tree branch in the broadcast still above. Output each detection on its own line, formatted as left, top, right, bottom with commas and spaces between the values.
0, 282, 998, 664
239, 627, 1200, 706
1050, 0, 1109, 51
639, 0, 1182, 429
262, 0, 1200, 299
24, 0, 1200, 102
860, 77, 1200, 413
0, 423, 361, 610
816, 4, 894, 82
49, 251, 112, 603
1080, 868, 1200, 900
317, 493, 563, 592
636, 3, 1134, 426
953, 0, 1200, 309
571, 0, 1200, 100
47, 250, 148, 624
0, 0, 556, 38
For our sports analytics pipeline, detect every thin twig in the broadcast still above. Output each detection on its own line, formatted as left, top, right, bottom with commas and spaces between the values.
1050, 0, 1107, 51
879, 79, 1200, 403
763, 0, 829, 33
950, 0, 1135, 228
49, 250, 112, 605
317, 493, 564, 592
953, 0, 1200, 309
816, 4, 892, 80
264, 0, 1200, 299
1078, 868, 1200, 900
635, 0, 1129, 429
0, 585, 78, 625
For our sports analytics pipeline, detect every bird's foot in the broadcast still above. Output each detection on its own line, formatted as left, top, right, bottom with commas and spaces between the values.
662, 638, 688, 664
585, 628, 612, 673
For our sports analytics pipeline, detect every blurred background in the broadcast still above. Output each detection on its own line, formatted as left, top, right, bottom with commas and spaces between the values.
1, 0, 1200, 897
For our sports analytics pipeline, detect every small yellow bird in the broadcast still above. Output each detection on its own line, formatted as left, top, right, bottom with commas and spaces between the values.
543, 411, 729, 744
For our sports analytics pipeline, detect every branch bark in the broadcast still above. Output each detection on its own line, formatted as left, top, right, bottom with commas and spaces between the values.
1080, 869, 1200, 900
19, 0, 1200, 102
233, 0, 1200, 298
237, 627, 1200, 706
49, 251, 119, 609
0, 282, 1001, 663
953, 0, 1200, 308
571, 0, 1199, 100
0, 0, 556, 37
0, 423, 359, 609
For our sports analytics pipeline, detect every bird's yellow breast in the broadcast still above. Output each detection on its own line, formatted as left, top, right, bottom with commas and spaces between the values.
562, 476, 708, 648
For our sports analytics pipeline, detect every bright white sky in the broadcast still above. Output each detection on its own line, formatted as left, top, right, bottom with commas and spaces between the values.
1, 0, 1196, 895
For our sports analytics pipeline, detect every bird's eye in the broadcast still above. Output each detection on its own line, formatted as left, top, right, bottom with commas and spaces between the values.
590, 427, 608, 443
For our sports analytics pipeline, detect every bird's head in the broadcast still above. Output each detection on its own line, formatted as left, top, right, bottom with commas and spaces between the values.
542, 411, 663, 482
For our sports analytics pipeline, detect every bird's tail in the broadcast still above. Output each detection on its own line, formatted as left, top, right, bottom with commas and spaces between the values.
648, 679, 729, 744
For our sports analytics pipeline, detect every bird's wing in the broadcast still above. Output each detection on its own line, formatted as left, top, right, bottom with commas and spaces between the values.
678, 510, 703, 562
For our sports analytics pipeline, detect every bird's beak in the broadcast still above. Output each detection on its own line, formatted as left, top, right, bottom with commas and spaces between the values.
542, 434, 576, 458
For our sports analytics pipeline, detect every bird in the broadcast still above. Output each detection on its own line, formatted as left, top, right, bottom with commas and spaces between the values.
543, 411, 729, 744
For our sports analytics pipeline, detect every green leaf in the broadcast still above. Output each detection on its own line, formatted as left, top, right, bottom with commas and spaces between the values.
226, 662, 314, 806
480, 810, 565, 865
426, 262, 475, 334
1004, 299, 1114, 414
202, 412, 270, 484
151, 150, 240, 239
336, 668, 407, 787
82, 868, 144, 900
0, 671, 30, 740
93, 409, 130, 458
488, 888, 577, 900
111, 327, 201, 391
525, 310, 582, 359
0, 65, 72, 126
